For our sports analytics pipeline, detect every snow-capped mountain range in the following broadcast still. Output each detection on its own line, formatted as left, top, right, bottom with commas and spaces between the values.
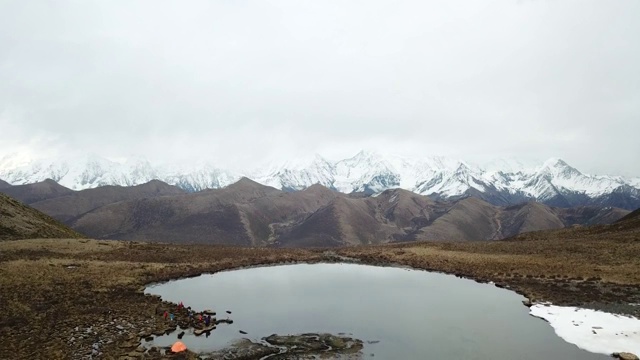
1, 151, 639, 210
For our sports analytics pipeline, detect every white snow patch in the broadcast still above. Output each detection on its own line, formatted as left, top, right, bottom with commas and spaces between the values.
530, 304, 640, 356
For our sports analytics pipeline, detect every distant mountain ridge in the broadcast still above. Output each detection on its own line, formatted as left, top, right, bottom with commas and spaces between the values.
0, 178, 628, 246
1, 151, 639, 210
65, 179, 629, 246
0, 179, 11, 189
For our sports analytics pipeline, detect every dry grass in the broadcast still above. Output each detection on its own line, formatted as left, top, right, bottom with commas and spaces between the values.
338, 224, 640, 308
0, 224, 639, 359
0, 239, 323, 360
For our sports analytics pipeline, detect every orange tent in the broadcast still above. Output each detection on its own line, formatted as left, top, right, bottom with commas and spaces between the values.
171, 341, 187, 353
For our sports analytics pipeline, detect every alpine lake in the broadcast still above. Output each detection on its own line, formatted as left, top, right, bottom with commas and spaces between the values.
143, 263, 609, 359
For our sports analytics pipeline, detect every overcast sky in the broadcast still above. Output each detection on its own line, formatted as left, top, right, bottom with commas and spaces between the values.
0, 1, 638, 176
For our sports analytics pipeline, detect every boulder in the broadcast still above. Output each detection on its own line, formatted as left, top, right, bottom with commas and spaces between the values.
194, 326, 216, 336
613, 353, 639, 360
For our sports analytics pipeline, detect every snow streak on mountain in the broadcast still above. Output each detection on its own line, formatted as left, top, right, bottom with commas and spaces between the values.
1, 151, 639, 209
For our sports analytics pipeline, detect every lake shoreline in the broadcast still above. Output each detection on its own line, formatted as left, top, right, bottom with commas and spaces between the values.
1, 237, 639, 359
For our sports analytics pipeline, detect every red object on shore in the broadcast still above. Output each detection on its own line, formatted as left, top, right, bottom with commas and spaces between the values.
171, 341, 187, 353
163, 311, 168, 319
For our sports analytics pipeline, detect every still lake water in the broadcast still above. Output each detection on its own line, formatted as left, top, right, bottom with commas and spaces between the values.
145, 263, 608, 359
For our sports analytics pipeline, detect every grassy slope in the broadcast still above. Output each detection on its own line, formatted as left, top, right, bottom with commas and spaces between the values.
0, 193, 85, 241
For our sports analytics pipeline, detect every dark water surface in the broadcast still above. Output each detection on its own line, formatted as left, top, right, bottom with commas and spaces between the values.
145, 263, 607, 359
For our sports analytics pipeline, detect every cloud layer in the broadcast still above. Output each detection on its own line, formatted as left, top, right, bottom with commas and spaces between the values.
1, 1, 638, 176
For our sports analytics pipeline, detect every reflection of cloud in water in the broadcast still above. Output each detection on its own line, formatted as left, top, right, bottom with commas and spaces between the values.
146, 264, 608, 359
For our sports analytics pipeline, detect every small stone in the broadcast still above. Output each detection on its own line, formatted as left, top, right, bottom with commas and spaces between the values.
116, 325, 124, 330
613, 352, 639, 360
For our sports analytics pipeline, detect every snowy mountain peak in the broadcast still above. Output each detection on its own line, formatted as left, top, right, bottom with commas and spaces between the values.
537, 157, 583, 180
0, 151, 638, 209
541, 157, 566, 168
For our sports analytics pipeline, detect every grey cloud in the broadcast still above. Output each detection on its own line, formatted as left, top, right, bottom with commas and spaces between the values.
0, 0, 638, 176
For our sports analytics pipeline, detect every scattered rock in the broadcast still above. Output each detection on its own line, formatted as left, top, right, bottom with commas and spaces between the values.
194, 325, 216, 336
118, 341, 137, 350
613, 353, 639, 360
239, 330, 248, 334
226, 310, 232, 314
177, 331, 185, 339
206, 339, 279, 359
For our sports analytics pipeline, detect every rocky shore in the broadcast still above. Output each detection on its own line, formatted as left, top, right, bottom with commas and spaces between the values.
1, 235, 639, 359
201, 333, 364, 359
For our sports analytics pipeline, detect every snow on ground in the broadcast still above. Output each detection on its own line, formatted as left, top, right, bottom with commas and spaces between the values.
530, 304, 640, 356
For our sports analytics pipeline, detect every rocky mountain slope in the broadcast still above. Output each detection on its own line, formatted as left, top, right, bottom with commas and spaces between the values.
0, 179, 74, 204
0, 179, 10, 189
32, 180, 184, 223
60, 178, 628, 246
0, 193, 85, 241
613, 208, 640, 232
2, 152, 639, 210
